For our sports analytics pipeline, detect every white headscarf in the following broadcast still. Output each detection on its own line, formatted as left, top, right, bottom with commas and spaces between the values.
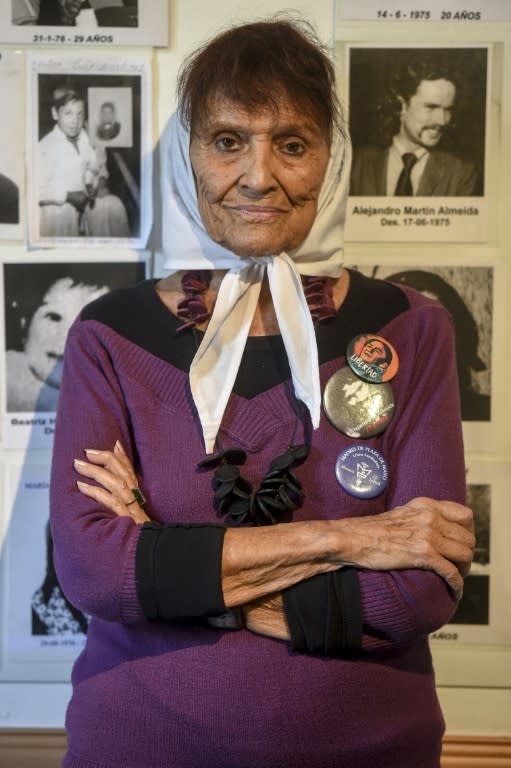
161, 112, 351, 453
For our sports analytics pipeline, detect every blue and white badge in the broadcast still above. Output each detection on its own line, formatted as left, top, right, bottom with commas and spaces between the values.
335, 445, 389, 499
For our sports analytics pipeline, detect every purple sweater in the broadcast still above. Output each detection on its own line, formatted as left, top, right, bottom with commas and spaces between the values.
50, 271, 465, 768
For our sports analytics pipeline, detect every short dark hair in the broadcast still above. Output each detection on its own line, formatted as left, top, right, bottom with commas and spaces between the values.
363, 337, 393, 366
51, 86, 84, 111
177, 17, 343, 141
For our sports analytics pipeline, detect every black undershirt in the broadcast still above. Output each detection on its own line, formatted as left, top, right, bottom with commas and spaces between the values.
82, 268, 409, 399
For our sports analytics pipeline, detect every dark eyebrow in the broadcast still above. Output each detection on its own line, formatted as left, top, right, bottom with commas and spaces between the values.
196, 119, 320, 138
274, 124, 319, 138
424, 101, 453, 109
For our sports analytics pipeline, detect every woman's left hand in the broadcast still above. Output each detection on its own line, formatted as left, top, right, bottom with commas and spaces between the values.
74, 440, 150, 524
242, 594, 290, 641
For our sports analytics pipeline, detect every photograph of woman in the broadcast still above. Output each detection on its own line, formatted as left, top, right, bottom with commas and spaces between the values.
50, 19, 474, 768
4, 261, 145, 413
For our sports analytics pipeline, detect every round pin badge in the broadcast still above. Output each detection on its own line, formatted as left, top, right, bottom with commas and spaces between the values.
347, 333, 399, 384
335, 445, 389, 499
323, 366, 395, 438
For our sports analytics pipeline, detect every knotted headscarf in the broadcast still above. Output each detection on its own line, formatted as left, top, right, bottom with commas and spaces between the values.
161, 112, 351, 453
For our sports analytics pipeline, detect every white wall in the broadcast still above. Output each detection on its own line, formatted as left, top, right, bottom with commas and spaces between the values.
0, 0, 510, 737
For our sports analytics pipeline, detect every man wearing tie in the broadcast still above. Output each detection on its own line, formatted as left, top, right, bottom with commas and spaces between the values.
350, 56, 478, 197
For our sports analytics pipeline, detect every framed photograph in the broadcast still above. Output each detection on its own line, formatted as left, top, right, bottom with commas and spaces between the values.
88, 86, 133, 148
350, 264, 493, 425
1, 254, 148, 449
0, 50, 24, 240
27, 52, 152, 249
2, 0, 168, 47
341, 44, 490, 242
0, 461, 85, 681
431, 461, 511, 689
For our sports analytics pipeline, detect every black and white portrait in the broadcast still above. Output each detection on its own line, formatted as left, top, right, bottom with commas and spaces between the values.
0, 463, 87, 675
32, 520, 89, 636
467, 483, 490, 567
6, 0, 167, 46
12, 0, 138, 27
449, 483, 491, 625
89, 86, 132, 147
3, 260, 145, 414
0, 172, 19, 226
348, 46, 487, 197
352, 265, 493, 422
33, 71, 143, 242
0, 51, 23, 233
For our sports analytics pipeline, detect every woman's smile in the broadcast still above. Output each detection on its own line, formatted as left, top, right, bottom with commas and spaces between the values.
189, 96, 330, 257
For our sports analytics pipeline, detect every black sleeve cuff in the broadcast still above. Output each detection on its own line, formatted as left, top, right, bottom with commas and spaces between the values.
282, 568, 362, 656
135, 522, 227, 620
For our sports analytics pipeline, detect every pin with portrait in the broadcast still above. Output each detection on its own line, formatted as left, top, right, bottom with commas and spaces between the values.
347, 333, 399, 384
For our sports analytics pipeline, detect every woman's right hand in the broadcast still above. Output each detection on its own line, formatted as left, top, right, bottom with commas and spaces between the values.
74, 441, 150, 525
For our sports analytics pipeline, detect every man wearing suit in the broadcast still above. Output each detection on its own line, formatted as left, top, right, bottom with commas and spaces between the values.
350, 60, 478, 197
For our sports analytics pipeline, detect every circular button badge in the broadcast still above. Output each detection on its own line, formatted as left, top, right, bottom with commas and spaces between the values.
347, 333, 399, 384
335, 445, 389, 499
323, 366, 395, 438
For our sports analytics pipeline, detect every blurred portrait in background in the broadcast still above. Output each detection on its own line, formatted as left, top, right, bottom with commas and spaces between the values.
4, 261, 145, 413
13, 0, 138, 27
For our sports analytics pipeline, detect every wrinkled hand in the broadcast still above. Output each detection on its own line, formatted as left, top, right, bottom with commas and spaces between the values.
66, 190, 89, 212
242, 594, 289, 641
74, 441, 150, 524
338, 497, 474, 598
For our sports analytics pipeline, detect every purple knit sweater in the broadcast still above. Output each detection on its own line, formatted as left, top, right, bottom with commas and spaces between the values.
50, 272, 465, 768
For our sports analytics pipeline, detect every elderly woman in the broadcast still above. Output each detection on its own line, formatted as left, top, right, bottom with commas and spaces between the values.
50, 19, 474, 768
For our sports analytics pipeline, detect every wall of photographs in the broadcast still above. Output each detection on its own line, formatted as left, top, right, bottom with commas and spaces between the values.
0, 0, 509, 740
335, 0, 511, 737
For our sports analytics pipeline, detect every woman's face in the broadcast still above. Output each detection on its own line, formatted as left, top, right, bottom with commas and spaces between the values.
24, 278, 109, 389
189, 96, 330, 258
